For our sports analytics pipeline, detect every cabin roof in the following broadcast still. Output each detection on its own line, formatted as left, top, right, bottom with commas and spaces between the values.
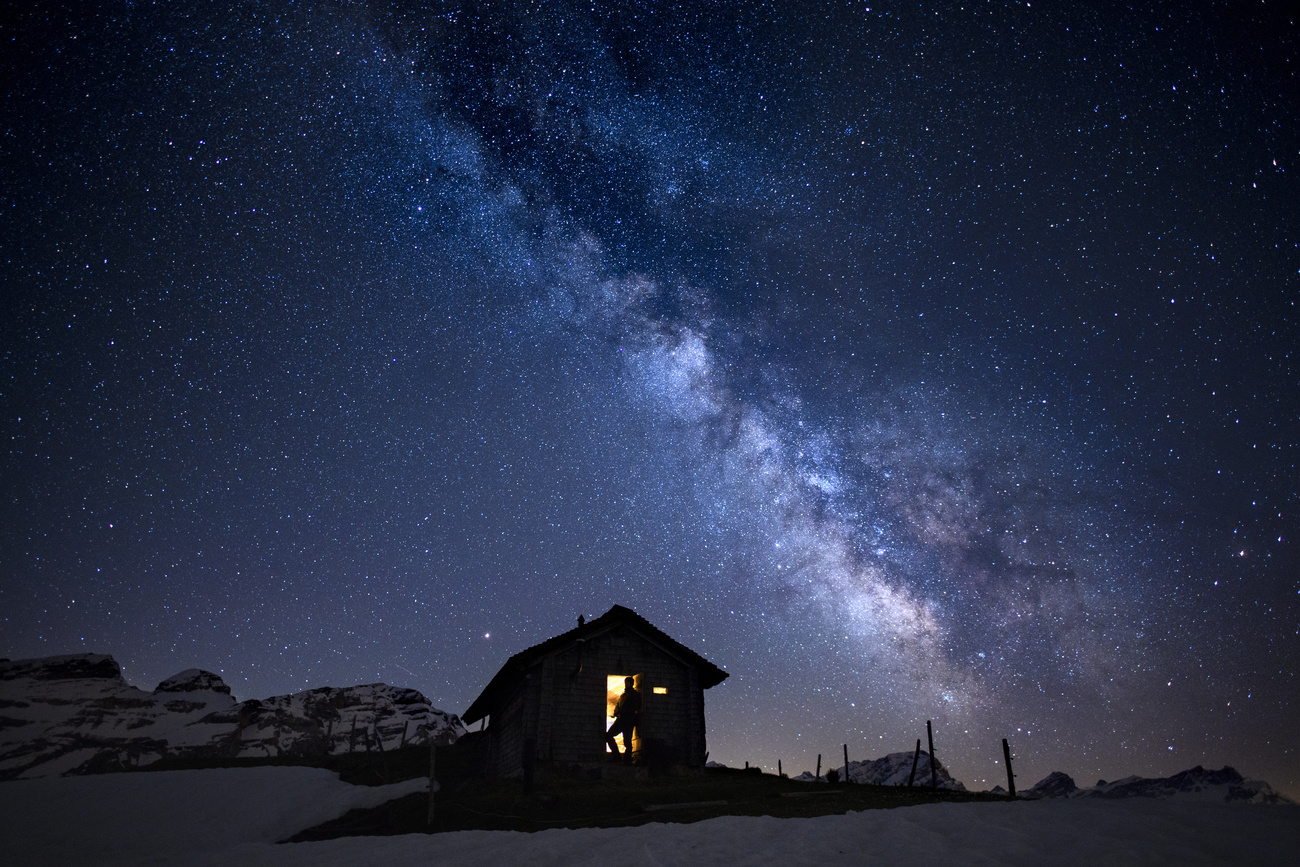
463, 604, 728, 723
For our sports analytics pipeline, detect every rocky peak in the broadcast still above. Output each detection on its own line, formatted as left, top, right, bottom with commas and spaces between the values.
154, 670, 232, 696
1, 653, 465, 780
1017, 766, 1292, 804
842, 751, 967, 791
0, 654, 123, 683
1024, 770, 1078, 798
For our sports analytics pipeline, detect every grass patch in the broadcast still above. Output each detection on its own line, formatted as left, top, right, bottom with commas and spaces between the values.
125, 744, 1005, 839
287, 753, 1005, 840
131, 743, 434, 787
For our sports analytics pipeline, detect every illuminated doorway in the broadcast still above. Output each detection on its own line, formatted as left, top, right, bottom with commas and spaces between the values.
605, 674, 642, 754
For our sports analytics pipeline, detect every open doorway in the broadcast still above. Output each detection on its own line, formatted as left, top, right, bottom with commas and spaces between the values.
605, 673, 642, 755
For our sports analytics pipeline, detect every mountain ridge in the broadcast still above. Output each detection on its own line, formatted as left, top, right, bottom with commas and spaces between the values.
1014, 766, 1293, 805
0, 653, 464, 780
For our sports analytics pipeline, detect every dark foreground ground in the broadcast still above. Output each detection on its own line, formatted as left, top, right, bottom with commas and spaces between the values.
134, 743, 1003, 839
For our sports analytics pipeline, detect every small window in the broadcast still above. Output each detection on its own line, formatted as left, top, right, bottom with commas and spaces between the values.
653, 686, 668, 695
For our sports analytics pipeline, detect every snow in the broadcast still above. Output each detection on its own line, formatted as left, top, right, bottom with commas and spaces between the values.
3, 767, 1297, 866
1, 767, 427, 866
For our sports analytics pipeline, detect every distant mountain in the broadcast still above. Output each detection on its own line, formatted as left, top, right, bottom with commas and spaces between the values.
1022, 770, 1078, 799
792, 751, 966, 791
1018, 767, 1293, 805
0, 654, 465, 780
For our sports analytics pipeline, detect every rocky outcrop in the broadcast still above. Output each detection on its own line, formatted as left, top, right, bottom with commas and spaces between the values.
1082, 766, 1292, 804
155, 669, 232, 695
0, 654, 465, 780
230, 683, 462, 758
0, 654, 124, 682
1022, 770, 1078, 799
793, 751, 966, 791
1014, 766, 1292, 804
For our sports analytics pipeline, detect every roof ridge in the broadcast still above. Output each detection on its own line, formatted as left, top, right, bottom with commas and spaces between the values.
463, 605, 726, 722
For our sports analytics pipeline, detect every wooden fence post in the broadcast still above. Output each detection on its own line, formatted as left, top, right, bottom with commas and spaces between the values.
843, 744, 850, 784
927, 720, 937, 789
907, 739, 921, 787
427, 744, 437, 827
815, 754, 821, 781
1002, 739, 1016, 797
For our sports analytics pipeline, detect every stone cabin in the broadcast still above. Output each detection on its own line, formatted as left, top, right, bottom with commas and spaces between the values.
462, 605, 728, 777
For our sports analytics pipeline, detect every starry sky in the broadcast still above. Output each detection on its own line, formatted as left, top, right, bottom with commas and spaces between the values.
3, 1, 1298, 796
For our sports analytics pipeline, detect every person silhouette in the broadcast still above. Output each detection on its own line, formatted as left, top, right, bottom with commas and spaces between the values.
604, 676, 641, 759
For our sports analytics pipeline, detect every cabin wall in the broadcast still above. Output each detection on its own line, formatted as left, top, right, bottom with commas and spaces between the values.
486, 661, 542, 778
543, 642, 605, 763
542, 624, 704, 766
484, 623, 714, 776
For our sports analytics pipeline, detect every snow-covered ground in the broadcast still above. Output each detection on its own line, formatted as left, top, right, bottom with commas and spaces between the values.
3, 766, 1296, 866
1, 767, 427, 865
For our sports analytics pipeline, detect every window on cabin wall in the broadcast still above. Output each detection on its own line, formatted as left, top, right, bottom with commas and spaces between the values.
605, 673, 644, 753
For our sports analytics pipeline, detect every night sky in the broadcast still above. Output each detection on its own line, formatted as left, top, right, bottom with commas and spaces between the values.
3, 1, 1298, 796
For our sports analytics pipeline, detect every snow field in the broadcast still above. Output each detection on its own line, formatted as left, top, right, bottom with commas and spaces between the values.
2, 766, 1295, 866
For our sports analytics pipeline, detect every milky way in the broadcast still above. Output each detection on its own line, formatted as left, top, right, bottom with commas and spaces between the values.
3, 1, 1297, 794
